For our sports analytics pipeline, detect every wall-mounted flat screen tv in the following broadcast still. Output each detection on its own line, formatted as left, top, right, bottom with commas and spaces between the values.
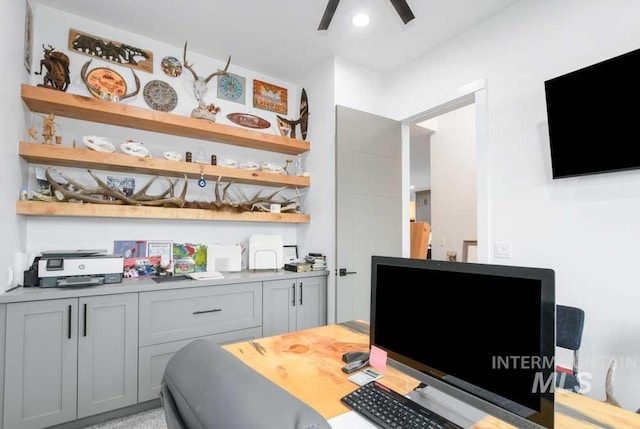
544, 47, 640, 179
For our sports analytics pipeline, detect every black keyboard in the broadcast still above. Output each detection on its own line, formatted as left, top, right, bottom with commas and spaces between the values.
341, 381, 463, 429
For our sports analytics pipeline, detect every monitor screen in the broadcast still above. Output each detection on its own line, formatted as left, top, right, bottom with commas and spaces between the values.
544, 47, 640, 179
370, 256, 555, 429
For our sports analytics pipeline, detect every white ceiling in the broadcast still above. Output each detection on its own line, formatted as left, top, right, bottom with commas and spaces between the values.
32, 0, 521, 81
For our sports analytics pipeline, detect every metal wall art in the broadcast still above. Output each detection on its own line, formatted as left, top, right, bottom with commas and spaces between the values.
143, 80, 178, 112
253, 79, 288, 114
68, 28, 153, 73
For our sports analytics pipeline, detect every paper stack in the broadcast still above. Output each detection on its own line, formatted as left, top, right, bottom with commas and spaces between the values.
305, 253, 327, 271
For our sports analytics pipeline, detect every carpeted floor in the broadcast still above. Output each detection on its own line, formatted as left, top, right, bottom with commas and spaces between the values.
83, 407, 167, 429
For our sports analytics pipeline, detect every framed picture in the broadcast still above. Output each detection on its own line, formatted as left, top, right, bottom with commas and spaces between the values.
218, 72, 246, 104
23, 1, 33, 73
283, 245, 298, 263
463, 240, 478, 262
147, 241, 173, 261
253, 79, 288, 114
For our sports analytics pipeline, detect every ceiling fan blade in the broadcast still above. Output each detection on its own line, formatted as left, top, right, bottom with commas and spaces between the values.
389, 0, 415, 24
318, 0, 340, 31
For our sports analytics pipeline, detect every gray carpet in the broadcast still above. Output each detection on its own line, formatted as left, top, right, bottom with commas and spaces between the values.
83, 407, 167, 429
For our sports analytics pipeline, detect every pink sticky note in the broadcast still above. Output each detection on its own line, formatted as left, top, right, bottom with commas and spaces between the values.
369, 345, 388, 371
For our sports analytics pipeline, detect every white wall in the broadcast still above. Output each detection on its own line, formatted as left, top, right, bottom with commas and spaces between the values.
386, 0, 640, 408
430, 104, 477, 261
299, 58, 336, 322
1, 0, 30, 290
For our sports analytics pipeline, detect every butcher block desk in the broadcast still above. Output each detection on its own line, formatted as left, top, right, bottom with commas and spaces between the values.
222, 321, 640, 429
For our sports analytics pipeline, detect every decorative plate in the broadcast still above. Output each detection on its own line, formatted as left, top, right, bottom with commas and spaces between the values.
217, 73, 246, 104
86, 68, 127, 99
226, 113, 271, 129
161, 56, 183, 77
82, 135, 115, 153
120, 140, 151, 157
143, 80, 178, 112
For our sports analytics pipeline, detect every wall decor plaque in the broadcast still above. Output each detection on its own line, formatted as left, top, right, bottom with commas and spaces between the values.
85, 67, 127, 99
143, 80, 178, 112
161, 56, 182, 77
227, 113, 271, 129
68, 28, 153, 73
253, 79, 287, 114
218, 72, 246, 104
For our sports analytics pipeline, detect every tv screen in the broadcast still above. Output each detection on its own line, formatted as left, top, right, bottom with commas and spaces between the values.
370, 256, 555, 428
544, 47, 640, 179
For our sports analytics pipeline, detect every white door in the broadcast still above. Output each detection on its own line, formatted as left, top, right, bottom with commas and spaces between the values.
336, 106, 402, 323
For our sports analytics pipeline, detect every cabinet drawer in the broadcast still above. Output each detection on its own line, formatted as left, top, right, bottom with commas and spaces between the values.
139, 283, 262, 346
138, 326, 262, 402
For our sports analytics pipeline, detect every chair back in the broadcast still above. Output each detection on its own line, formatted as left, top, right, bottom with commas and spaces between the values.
556, 305, 585, 352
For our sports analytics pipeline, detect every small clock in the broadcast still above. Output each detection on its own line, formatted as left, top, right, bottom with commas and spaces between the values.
217, 73, 246, 104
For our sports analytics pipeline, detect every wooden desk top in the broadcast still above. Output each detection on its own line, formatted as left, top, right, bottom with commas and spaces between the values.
223, 322, 640, 429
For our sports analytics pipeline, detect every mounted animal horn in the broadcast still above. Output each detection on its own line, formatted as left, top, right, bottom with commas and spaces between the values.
80, 60, 140, 102
183, 41, 231, 102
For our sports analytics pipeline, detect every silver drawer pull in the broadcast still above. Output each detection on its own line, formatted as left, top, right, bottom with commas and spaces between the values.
193, 308, 222, 315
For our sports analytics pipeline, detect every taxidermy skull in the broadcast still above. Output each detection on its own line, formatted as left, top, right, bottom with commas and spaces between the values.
183, 41, 231, 102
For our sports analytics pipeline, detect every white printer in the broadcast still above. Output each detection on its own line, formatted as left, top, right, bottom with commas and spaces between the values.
34, 249, 124, 288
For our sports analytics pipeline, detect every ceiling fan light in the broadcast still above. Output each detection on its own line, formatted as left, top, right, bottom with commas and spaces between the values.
352, 13, 370, 27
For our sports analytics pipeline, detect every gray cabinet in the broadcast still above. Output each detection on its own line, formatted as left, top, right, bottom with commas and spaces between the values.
78, 293, 138, 418
263, 275, 327, 337
3, 294, 138, 429
4, 299, 78, 429
137, 283, 262, 401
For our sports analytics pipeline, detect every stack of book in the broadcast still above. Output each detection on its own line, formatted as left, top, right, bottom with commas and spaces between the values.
305, 253, 327, 271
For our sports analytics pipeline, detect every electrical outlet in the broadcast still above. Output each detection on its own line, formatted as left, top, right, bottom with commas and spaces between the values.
439, 238, 446, 247
494, 242, 512, 259
7, 267, 14, 286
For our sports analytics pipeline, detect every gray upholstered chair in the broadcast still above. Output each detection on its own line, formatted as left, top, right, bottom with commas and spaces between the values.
160, 338, 331, 429
555, 304, 585, 393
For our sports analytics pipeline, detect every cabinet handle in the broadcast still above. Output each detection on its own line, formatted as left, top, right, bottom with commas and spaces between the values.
68, 305, 72, 339
193, 309, 222, 315
292, 283, 296, 306
299, 282, 303, 305
83, 303, 87, 337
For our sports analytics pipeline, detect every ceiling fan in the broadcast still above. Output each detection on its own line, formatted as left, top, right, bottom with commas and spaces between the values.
318, 0, 415, 30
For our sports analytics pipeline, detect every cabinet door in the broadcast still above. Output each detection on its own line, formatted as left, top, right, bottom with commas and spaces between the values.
4, 299, 78, 429
262, 279, 297, 337
77, 293, 138, 418
138, 326, 262, 402
296, 276, 327, 331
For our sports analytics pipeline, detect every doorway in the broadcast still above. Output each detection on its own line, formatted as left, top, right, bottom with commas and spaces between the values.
334, 79, 488, 323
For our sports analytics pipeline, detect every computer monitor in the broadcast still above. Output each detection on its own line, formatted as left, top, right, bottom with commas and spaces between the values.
370, 256, 555, 429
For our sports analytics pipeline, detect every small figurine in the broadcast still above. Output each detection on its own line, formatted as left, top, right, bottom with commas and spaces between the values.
41, 113, 56, 144
191, 101, 221, 122
35, 44, 70, 92
28, 126, 38, 142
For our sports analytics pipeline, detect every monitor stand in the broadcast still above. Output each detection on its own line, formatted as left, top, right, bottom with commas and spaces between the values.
407, 385, 488, 429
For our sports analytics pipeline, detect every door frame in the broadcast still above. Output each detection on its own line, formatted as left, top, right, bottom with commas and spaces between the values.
400, 78, 489, 262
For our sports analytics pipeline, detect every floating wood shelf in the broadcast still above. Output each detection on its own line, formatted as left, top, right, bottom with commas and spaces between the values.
19, 142, 310, 188
21, 84, 310, 155
16, 201, 310, 223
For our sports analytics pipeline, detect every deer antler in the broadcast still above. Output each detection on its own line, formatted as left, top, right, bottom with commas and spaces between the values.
45, 167, 187, 207
183, 41, 231, 101
203, 55, 231, 83
183, 41, 199, 82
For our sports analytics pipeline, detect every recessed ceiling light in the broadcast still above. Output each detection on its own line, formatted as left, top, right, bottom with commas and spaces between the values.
352, 13, 370, 27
